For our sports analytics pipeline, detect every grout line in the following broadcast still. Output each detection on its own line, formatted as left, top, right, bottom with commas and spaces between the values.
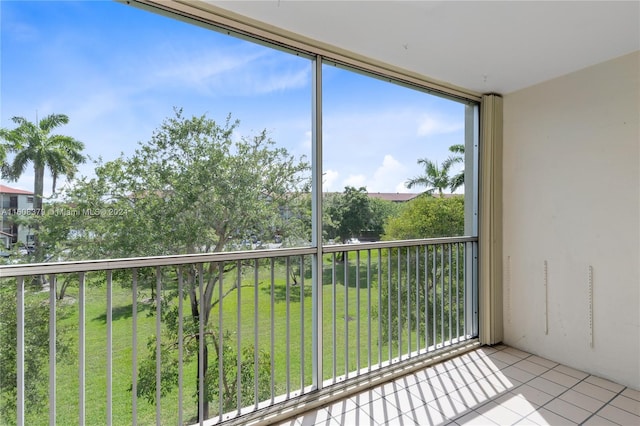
578, 386, 626, 425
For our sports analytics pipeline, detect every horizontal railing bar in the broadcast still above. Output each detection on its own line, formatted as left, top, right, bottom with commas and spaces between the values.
0, 236, 477, 277
0, 246, 315, 277
321, 236, 477, 253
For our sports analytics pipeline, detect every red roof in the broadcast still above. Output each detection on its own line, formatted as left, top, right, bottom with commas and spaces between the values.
367, 193, 420, 202
0, 184, 33, 195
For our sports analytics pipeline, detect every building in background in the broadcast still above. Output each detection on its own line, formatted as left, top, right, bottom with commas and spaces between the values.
0, 184, 34, 249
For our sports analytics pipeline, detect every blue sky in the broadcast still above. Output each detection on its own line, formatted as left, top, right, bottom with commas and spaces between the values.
1, 1, 466, 197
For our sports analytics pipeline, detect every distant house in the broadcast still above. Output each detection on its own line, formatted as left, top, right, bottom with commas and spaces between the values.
0, 184, 35, 249
366, 192, 419, 203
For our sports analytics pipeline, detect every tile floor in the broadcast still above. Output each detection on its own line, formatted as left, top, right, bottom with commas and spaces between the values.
276, 345, 640, 425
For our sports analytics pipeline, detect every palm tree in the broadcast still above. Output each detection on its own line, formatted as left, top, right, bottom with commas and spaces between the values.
406, 158, 452, 197
444, 143, 464, 192
1, 114, 85, 261
1, 114, 85, 211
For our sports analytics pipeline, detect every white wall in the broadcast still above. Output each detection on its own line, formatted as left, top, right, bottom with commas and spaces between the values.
502, 51, 640, 388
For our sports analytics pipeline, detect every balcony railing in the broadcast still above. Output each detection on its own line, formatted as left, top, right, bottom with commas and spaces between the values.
0, 237, 478, 426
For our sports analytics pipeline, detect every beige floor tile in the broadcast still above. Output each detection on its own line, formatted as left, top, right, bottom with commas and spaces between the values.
525, 355, 558, 369
525, 408, 577, 425
444, 366, 479, 387
558, 389, 606, 412
512, 417, 543, 426
454, 411, 499, 425
584, 375, 625, 393
359, 397, 405, 424
610, 394, 640, 415
402, 403, 450, 426
572, 381, 616, 402
540, 369, 581, 388
597, 404, 640, 425
269, 348, 636, 426
492, 392, 538, 417
430, 373, 464, 393
445, 381, 501, 408
394, 372, 425, 388
384, 387, 425, 413
527, 376, 568, 397
382, 413, 425, 426
324, 398, 359, 417
491, 344, 508, 351
473, 347, 498, 358
502, 347, 531, 359
544, 398, 592, 423
427, 394, 470, 420
459, 360, 495, 381
487, 350, 522, 365
581, 414, 619, 426
622, 387, 640, 402
406, 380, 446, 403
551, 364, 588, 380
502, 365, 537, 383
513, 359, 551, 376
487, 372, 521, 392
474, 357, 510, 376
512, 384, 556, 407
475, 400, 523, 425
332, 406, 378, 426
444, 356, 470, 370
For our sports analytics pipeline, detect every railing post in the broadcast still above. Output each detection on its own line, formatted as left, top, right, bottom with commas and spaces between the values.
49, 274, 57, 426
311, 54, 323, 391
16, 277, 25, 426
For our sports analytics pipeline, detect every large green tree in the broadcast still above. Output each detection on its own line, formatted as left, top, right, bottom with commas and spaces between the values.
325, 186, 372, 243
62, 109, 310, 419
377, 195, 465, 343
384, 195, 464, 240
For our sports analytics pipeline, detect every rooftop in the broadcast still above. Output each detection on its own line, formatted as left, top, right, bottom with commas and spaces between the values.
0, 185, 33, 195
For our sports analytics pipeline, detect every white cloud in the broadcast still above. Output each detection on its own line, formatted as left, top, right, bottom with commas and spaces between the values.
417, 115, 463, 137
396, 181, 411, 193
333, 155, 410, 193
149, 47, 309, 96
363, 154, 408, 193
322, 169, 339, 191
343, 174, 367, 189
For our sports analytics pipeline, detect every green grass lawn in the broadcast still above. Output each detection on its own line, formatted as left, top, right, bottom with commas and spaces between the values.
5, 249, 460, 425
44, 253, 391, 425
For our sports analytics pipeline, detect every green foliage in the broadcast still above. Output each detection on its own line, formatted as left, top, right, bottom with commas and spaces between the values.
383, 195, 464, 240
0, 287, 72, 424
323, 188, 401, 244
374, 245, 465, 344
368, 197, 401, 238
207, 335, 271, 414
405, 158, 452, 196
446, 144, 465, 192
0, 113, 85, 204
377, 195, 465, 345
59, 109, 310, 258
59, 109, 308, 419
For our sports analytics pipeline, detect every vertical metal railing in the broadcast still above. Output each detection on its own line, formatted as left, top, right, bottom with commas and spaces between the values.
1, 237, 476, 425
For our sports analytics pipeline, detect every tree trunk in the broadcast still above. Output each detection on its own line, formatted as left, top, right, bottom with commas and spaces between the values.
197, 338, 209, 420
32, 165, 45, 287
190, 272, 210, 421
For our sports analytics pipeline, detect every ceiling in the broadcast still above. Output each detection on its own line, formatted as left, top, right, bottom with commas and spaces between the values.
208, 1, 640, 94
